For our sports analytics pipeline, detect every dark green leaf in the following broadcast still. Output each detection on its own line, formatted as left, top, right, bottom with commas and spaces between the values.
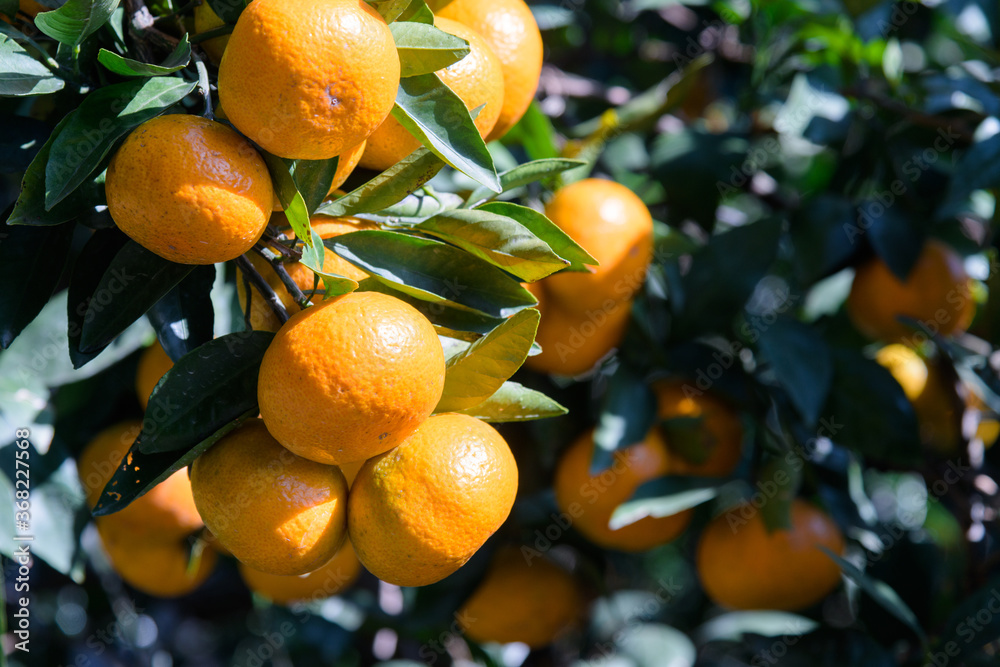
0, 0, 16, 20
391, 21, 469, 77
300, 227, 359, 298
671, 218, 781, 340
413, 209, 567, 281
34, 0, 120, 47
466, 158, 588, 206
67, 228, 129, 368
78, 241, 195, 354
0, 218, 74, 348
146, 264, 216, 361
356, 277, 504, 336
0, 115, 50, 173
756, 318, 833, 426
501, 101, 559, 161
454, 380, 567, 422
938, 133, 1000, 218
262, 151, 312, 242
369, 0, 411, 23
96, 34, 191, 76
476, 201, 596, 271
8, 114, 86, 226
789, 194, 857, 284
315, 149, 444, 218
45, 77, 196, 209
0, 34, 64, 96
206, 0, 245, 24
610, 476, 722, 529
592, 365, 657, 473
935, 576, 1000, 663
436, 308, 539, 412
822, 548, 925, 645
864, 200, 926, 282
136, 332, 273, 454
392, 73, 499, 192
823, 348, 921, 465
329, 230, 536, 318
288, 155, 339, 215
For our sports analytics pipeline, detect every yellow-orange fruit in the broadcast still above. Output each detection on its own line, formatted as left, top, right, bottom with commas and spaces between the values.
135, 341, 174, 409
257, 291, 445, 465
100, 524, 218, 597
105, 115, 273, 265
218, 0, 399, 160
348, 414, 518, 586
696, 499, 845, 610
193, 1, 228, 63
653, 380, 743, 477
239, 540, 362, 605
190, 419, 349, 575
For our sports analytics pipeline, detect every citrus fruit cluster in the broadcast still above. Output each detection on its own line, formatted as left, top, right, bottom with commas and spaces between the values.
186, 289, 517, 588
527, 178, 655, 376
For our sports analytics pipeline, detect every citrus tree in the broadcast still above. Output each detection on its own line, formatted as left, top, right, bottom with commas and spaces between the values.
3, 0, 1000, 665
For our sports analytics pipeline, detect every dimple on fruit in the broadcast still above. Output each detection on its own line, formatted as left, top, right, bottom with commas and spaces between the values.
105, 114, 273, 265
348, 413, 518, 587
190, 419, 349, 576
257, 291, 446, 465
696, 499, 845, 611
218, 0, 400, 160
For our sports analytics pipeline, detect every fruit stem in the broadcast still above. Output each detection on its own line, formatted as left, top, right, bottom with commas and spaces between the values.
251, 245, 312, 310
193, 53, 213, 120
234, 254, 290, 326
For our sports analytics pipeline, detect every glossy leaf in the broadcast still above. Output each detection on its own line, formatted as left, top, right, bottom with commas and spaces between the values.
35, 0, 119, 47
609, 477, 722, 529
466, 158, 587, 206
97, 34, 191, 76
206, 0, 245, 24
145, 264, 216, 361
67, 228, 129, 368
436, 308, 539, 412
288, 155, 339, 215
391, 73, 499, 192
592, 365, 657, 473
329, 230, 537, 317
390, 21, 469, 77
315, 148, 444, 218
413, 208, 567, 281
476, 201, 596, 271
454, 381, 567, 422
0, 34, 64, 96
262, 151, 312, 242
78, 241, 195, 354
756, 318, 832, 426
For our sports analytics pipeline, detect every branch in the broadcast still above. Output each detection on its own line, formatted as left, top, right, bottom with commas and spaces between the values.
234, 254, 289, 326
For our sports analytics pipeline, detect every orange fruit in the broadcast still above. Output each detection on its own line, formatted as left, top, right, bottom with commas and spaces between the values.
79, 421, 203, 540
435, 0, 543, 141
458, 546, 580, 648
847, 239, 973, 343
257, 291, 446, 465
135, 341, 174, 409
653, 380, 743, 477
554, 428, 692, 552
696, 499, 845, 610
99, 524, 217, 597
340, 459, 363, 487
525, 288, 632, 376
239, 540, 362, 605
106, 114, 273, 265
358, 16, 504, 171
190, 419, 349, 575
218, 0, 399, 160
542, 179, 654, 313
193, 0, 228, 63
235, 216, 374, 331
329, 141, 366, 195
348, 413, 518, 586
876, 344, 961, 455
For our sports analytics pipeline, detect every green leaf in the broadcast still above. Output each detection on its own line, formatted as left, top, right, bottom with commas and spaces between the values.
0, 34, 64, 96
939, 133, 1000, 219
397, 0, 433, 23
935, 576, 1000, 663
262, 151, 312, 243
368, 0, 411, 23
436, 308, 539, 412
501, 101, 559, 161
0, 217, 75, 348
78, 241, 195, 354
356, 277, 504, 337
136, 332, 273, 454
288, 155, 339, 215
299, 228, 359, 298
476, 201, 596, 271
454, 380, 567, 422
8, 115, 84, 226
96, 34, 191, 76
0, 0, 16, 20
315, 148, 444, 218
822, 549, 926, 645
329, 230, 536, 317
671, 218, 781, 340
35, 0, 120, 47
364, 189, 464, 224
756, 318, 832, 426
44, 77, 196, 209
696, 612, 818, 643
592, 365, 657, 473
466, 158, 587, 206
93, 412, 255, 517
206, 0, 245, 23
412, 209, 567, 281
609, 476, 721, 529
392, 73, 500, 192
865, 201, 926, 282
67, 228, 129, 368
391, 21, 469, 77
145, 264, 216, 361
789, 194, 857, 284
